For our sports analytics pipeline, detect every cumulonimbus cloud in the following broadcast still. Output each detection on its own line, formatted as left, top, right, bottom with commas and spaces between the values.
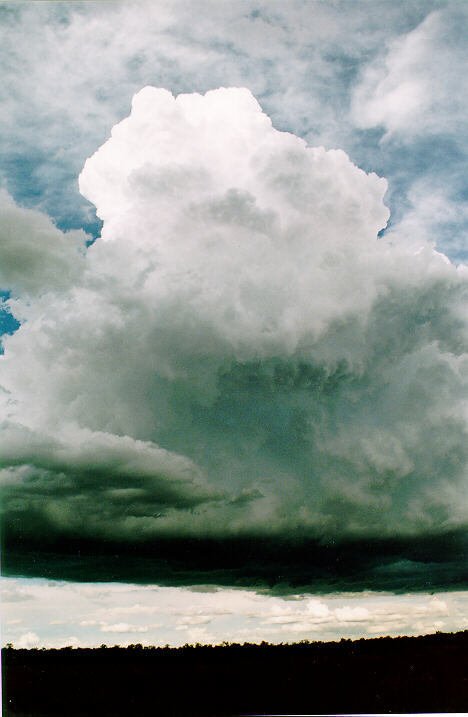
2, 87, 468, 592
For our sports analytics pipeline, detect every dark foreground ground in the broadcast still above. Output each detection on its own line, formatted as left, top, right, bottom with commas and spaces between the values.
3, 630, 468, 716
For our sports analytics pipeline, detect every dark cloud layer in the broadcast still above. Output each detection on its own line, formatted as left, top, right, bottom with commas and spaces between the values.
4, 530, 468, 595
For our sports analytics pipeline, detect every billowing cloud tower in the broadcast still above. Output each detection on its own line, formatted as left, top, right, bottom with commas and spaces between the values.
2, 88, 468, 591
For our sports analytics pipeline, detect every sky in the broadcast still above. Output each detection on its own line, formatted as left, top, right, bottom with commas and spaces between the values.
1, 0, 468, 649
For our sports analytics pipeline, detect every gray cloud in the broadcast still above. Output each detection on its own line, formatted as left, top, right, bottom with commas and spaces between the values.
0, 190, 87, 297
2, 87, 468, 593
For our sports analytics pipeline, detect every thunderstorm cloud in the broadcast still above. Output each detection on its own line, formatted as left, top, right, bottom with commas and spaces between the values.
2, 87, 468, 592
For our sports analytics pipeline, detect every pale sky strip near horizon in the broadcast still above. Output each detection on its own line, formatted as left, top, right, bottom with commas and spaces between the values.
3, 577, 467, 649
1, 0, 468, 648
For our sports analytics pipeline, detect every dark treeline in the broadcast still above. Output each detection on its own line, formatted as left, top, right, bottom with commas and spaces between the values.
3, 630, 468, 715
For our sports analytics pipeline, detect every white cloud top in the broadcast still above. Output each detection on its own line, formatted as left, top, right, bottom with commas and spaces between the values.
79, 86, 390, 358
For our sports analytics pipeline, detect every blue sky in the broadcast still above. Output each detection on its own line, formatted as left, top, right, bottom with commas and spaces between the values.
2, 0, 468, 648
